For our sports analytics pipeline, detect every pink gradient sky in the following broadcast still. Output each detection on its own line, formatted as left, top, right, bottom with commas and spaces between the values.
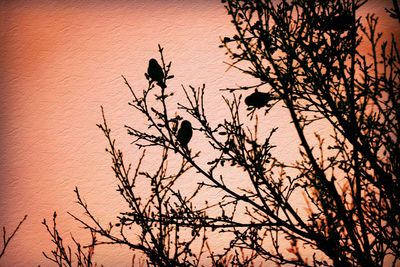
0, 1, 398, 266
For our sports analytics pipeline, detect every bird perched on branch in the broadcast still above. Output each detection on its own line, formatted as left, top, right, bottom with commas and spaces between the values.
319, 13, 355, 32
147, 58, 166, 88
245, 90, 272, 109
176, 120, 192, 151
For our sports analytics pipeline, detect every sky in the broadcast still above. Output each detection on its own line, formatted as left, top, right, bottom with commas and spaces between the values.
0, 0, 398, 266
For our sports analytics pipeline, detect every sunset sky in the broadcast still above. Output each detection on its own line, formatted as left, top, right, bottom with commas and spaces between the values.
0, 0, 398, 266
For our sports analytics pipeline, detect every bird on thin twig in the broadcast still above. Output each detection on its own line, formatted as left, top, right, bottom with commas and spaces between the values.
319, 13, 355, 32
147, 58, 166, 88
176, 120, 192, 151
245, 90, 273, 109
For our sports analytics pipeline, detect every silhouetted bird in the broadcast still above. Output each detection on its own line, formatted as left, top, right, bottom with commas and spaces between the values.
245, 91, 272, 108
319, 13, 354, 32
147, 58, 166, 88
176, 120, 192, 150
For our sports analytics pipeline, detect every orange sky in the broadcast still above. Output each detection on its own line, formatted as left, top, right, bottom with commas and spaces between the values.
0, 1, 398, 266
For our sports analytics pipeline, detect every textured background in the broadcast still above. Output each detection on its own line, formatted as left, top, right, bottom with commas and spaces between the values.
0, 0, 397, 266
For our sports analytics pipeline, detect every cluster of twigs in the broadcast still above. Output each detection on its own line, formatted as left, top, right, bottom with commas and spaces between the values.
219, 0, 399, 266
42, 212, 97, 267
41, 0, 399, 266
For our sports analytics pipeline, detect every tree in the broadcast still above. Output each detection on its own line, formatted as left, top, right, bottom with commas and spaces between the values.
44, 0, 399, 266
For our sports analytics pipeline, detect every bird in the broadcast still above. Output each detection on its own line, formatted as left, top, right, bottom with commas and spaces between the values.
147, 58, 166, 88
245, 91, 272, 108
176, 120, 193, 151
319, 13, 354, 32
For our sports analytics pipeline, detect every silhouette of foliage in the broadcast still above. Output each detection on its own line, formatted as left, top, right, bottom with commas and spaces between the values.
44, 0, 399, 266
219, 1, 399, 265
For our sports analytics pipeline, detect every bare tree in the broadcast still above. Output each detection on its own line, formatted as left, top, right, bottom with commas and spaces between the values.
218, 0, 399, 265
44, 0, 399, 266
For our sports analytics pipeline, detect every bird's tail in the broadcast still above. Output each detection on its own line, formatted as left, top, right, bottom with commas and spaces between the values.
157, 81, 167, 89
